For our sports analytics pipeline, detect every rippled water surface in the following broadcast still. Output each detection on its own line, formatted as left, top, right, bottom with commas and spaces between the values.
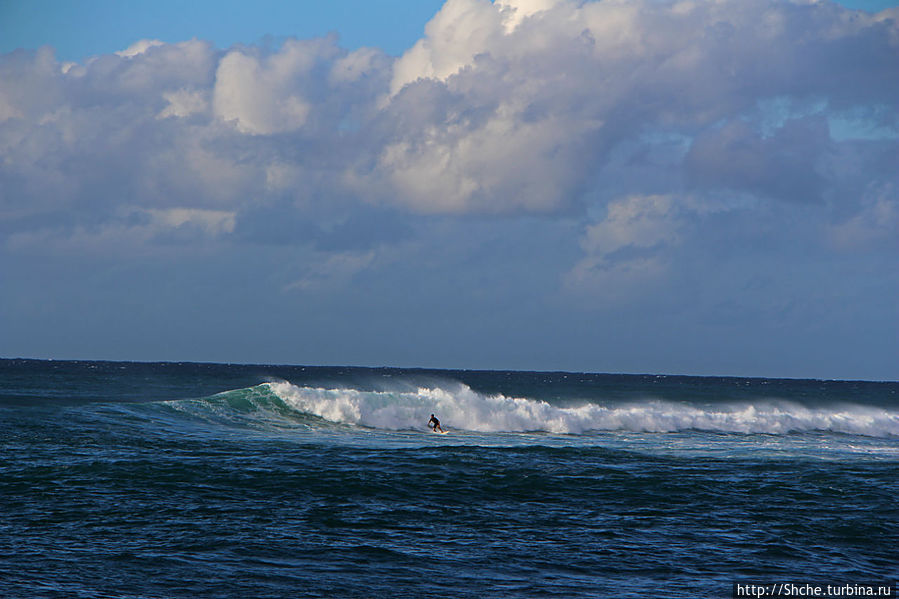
1, 360, 896, 598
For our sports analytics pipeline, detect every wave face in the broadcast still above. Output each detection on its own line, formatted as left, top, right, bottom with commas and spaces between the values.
265, 381, 899, 438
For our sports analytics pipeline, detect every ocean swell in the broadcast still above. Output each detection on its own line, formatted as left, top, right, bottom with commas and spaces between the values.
265, 381, 899, 438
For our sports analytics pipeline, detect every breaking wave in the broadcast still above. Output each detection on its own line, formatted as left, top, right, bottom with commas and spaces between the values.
263, 381, 899, 438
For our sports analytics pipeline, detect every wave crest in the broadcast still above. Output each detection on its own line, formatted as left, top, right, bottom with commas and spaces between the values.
265, 381, 899, 438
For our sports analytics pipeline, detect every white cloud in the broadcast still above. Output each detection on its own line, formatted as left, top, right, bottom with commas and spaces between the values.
213, 47, 310, 134
389, 0, 504, 96
0, 46, 62, 123
116, 39, 166, 58
0, 0, 897, 245
389, 0, 569, 96
496, 0, 565, 31
566, 194, 687, 296
368, 0, 898, 213
211, 37, 348, 135
157, 88, 209, 119
581, 195, 683, 257
376, 99, 598, 213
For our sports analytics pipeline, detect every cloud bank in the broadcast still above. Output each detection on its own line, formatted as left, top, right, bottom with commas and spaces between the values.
1, 0, 897, 377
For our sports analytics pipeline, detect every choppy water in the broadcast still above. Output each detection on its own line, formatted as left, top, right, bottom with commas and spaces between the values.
1, 359, 897, 598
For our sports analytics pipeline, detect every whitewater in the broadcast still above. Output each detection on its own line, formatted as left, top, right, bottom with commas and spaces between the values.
262, 380, 899, 437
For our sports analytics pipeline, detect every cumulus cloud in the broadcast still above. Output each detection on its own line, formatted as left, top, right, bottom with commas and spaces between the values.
115, 39, 166, 58
157, 88, 208, 119
365, 0, 899, 213
213, 39, 326, 134
388, 0, 504, 96
0, 0, 897, 266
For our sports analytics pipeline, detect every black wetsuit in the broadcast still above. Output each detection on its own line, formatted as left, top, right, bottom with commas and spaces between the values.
428, 416, 441, 430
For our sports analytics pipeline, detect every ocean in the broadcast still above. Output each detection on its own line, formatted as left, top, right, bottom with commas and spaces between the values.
1, 359, 896, 598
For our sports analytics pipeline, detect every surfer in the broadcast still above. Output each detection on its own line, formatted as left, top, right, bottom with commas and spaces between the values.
428, 414, 444, 433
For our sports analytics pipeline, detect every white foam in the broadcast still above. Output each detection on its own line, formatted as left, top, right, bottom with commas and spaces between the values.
265, 381, 899, 438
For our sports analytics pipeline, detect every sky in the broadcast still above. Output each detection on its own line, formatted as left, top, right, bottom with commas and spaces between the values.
1, 0, 897, 380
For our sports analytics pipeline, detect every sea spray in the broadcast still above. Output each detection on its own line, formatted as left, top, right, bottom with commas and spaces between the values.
265, 381, 899, 437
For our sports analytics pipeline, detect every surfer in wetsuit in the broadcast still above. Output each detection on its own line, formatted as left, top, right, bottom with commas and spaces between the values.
428, 414, 444, 433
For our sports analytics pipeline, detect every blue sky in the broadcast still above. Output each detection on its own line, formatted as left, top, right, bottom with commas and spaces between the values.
2, 0, 895, 60
1, 0, 897, 379
2, 0, 447, 59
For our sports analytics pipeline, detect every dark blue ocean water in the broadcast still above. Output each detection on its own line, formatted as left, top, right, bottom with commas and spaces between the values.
1, 359, 897, 598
